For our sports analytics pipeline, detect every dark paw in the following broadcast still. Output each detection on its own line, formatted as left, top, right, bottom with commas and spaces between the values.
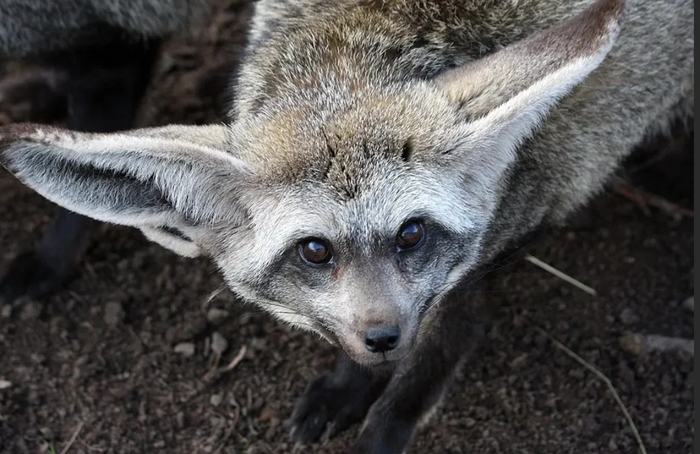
0, 251, 71, 306
349, 421, 413, 454
289, 371, 373, 445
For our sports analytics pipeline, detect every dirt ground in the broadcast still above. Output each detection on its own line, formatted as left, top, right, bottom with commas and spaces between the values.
0, 1, 694, 453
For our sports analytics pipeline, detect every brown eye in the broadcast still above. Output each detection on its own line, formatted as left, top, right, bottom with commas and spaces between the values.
396, 220, 424, 250
299, 239, 332, 264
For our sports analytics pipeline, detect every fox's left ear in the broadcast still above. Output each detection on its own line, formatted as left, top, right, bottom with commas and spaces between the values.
0, 123, 251, 257
435, 0, 625, 185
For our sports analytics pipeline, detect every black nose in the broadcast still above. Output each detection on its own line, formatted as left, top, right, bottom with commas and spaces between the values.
364, 325, 401, 353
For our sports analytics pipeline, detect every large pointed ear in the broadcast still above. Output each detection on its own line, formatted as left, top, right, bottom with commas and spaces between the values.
436, 0, 625, 184
0, 123, 250, 257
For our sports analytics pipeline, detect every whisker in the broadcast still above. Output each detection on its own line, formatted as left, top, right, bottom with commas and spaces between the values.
420, 244, 533, 317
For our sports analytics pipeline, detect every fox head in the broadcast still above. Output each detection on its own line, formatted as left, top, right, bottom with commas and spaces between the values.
0, 0, 623, 366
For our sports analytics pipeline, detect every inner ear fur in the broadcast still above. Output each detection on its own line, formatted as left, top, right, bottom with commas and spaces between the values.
0, 123, 249, 257
436, 0, 625, 118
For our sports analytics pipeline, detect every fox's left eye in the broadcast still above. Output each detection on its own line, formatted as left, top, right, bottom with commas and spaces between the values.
299, 239, 333, 265
396, 220, 425, 250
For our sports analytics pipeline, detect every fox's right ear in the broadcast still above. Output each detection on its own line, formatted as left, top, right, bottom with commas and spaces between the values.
0, 123, 251, 257
435, 0, 625, 188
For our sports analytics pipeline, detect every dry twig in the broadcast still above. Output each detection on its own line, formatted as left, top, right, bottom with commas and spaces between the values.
59, 421, 85, 454
611, 177, 693, 218
202, 345, 248, 383
224, 345, 248, 372
524, 254, 597, 296
535, 327, 647, 454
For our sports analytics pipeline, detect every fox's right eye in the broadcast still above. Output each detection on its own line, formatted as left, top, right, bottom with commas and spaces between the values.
298, 239, 333, 265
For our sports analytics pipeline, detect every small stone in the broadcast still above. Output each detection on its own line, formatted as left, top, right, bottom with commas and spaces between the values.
39, 427, 54, 440
203, 336, 211, 358
207, 308, 229, 325
173, 342, 195, 357
1, 305, 12, 318
683, 297, 694, 312
30, 353, 45, 364
620, 308, 639, 325
509, 353, 528, 369
622, 332, 694, 357
211, 332, 228, 355
19, 301, 43, 320
0, 380, 12, 389
104, 302, 125, 327
210, 394, 223, 407
166, 317, 207, 344
464, 418, 476, 428
176, 412, 186, 429
258, 408, 279, 422
646, 334, 694, 356
619, 333, 646, 356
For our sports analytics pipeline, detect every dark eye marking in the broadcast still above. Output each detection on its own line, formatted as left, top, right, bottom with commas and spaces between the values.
401, 137, 413, 162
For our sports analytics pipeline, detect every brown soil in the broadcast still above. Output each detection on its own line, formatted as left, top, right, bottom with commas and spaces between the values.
0, 1, 694, 453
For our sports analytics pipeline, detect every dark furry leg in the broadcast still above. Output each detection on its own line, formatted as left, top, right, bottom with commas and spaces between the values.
0, 38, 160, 306
349, 294, 486, 454
290, 352, 390, 445
0, 209, 93, 306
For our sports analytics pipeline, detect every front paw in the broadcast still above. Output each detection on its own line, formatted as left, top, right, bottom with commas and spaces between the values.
348, 413, 413, 454
289, 371, 373, 445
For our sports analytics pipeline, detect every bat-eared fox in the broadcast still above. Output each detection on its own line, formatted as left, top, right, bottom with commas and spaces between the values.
0, 0, 692, 452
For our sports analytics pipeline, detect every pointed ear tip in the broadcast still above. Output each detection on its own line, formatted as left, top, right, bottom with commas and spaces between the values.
592, 0, 627, 29
565, 0, 626, 57
610, 0, 626, 15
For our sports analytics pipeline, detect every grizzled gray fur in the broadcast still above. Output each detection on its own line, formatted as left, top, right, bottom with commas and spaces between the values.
0, 0, 693, 452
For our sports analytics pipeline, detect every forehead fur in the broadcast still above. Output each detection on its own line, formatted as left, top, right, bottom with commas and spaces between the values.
230, 81, 460, 194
